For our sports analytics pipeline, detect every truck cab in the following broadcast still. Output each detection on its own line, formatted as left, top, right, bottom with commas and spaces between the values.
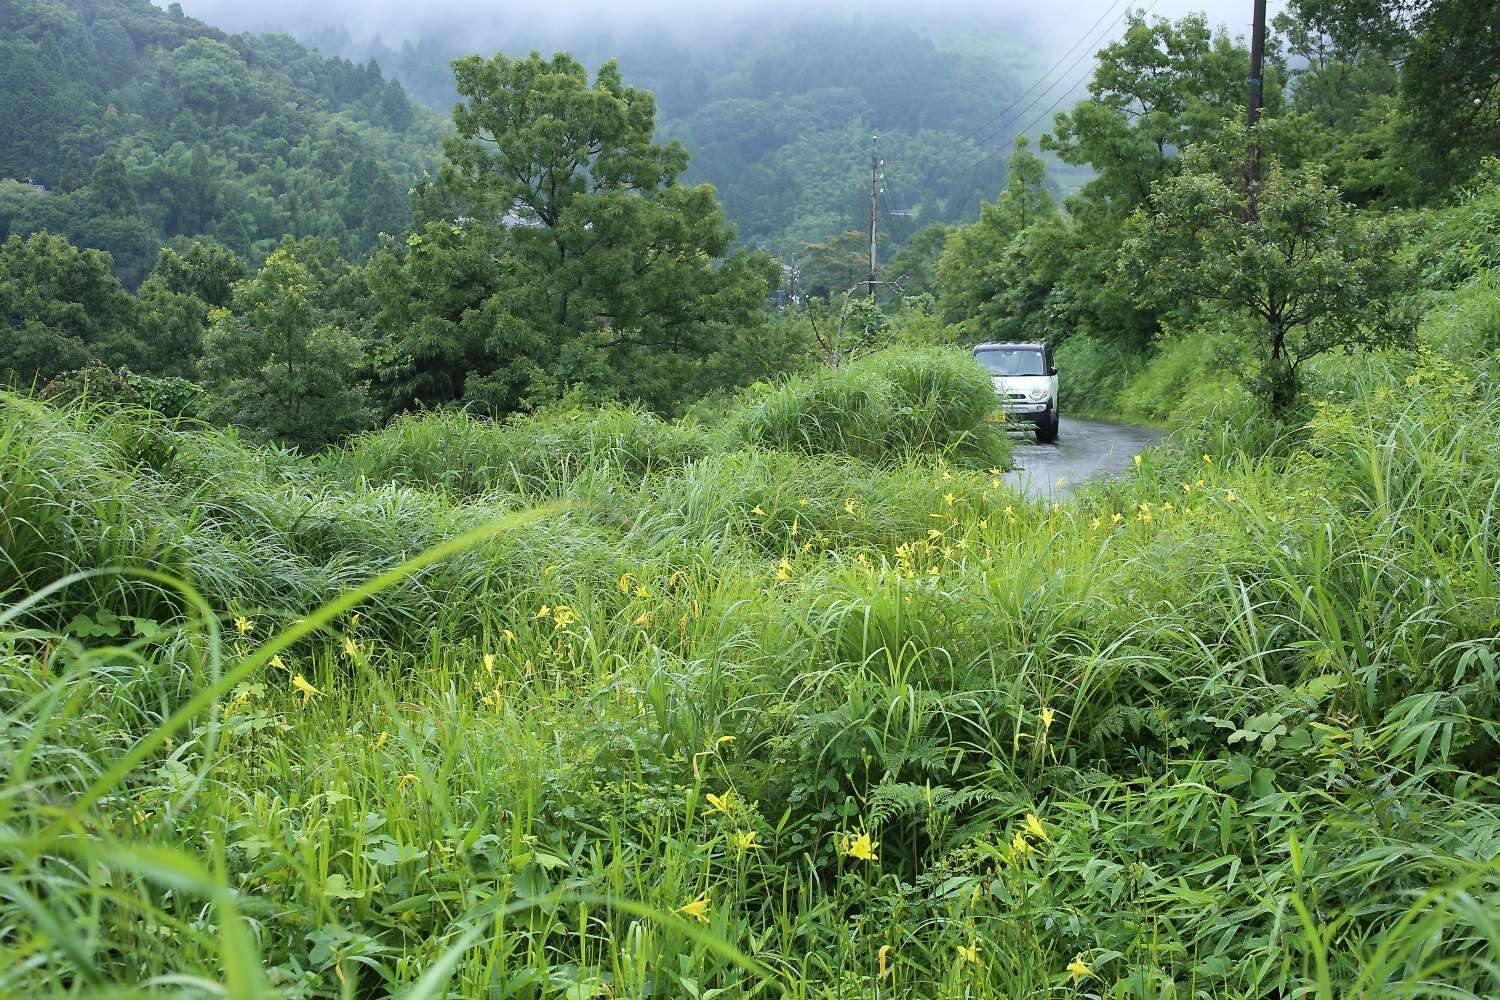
972, 342, 1059, 443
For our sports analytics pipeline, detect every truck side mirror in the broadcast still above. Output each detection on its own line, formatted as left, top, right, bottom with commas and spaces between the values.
1049, 366, 1058, 376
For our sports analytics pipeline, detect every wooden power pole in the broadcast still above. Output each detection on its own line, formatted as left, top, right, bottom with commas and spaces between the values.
868, 135, 879, 301
1246, 0, 1267, 213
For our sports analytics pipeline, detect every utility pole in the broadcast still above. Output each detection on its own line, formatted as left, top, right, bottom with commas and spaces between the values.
1246, 0, 1267, 215
868, 134, 879, 301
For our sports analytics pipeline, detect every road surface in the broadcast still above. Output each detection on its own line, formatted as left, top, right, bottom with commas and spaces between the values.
1002, 416, 1164, 499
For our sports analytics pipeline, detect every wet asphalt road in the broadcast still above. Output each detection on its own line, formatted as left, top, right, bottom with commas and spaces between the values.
1002, 416, 1164, 500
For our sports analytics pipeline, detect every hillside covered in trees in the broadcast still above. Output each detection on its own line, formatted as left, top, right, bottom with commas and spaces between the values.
0, 0, 440, 286
183, 5, 1061, 259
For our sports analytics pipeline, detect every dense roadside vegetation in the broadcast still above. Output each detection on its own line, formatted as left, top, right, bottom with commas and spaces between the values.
3, 0, 1500, 995
4, 321, 1498, 996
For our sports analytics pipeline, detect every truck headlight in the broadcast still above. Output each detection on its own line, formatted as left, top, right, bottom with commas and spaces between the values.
1028, 388, 1049, 401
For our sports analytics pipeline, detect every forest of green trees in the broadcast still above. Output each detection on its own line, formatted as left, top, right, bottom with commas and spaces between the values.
295, 13, 1042, 255
7, 0, 1497, 442
0, 0, 438, 287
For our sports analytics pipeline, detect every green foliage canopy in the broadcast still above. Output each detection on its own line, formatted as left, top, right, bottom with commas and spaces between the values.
0, 231, 137, 382
369, 52, 779, 418
199, 241, 375, 449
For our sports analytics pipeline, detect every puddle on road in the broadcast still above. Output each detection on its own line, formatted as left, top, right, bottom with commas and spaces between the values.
1002, 418, 1164, 500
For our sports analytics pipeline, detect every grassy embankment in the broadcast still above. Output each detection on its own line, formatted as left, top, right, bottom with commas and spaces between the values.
2, 308, 1499, 996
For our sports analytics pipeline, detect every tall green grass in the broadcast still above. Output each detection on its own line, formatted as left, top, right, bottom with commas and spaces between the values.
336, 403, 716, 498
730, 347, 1011, 468
1, 347, 1498, 997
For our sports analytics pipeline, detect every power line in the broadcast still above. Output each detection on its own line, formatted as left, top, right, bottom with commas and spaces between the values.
878, 190, 907, 243
949, 0, 1161, 185
953, 0, 1125, 151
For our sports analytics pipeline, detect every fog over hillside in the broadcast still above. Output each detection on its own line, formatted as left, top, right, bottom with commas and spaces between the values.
157, 1, 1286, 256
168, 1, 1270, 52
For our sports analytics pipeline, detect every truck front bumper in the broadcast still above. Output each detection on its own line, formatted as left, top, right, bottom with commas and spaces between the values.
996, 400, 1050, 422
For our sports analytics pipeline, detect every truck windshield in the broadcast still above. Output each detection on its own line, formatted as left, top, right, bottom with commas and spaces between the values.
974, 349, 1045, 376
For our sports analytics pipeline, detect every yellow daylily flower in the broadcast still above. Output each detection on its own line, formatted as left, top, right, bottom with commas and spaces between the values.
233, 616, 253, 635
705, 790, 737, 815
840, 831, 878, 862
878, 944, 893, 978
729, 830, 761, 852
957, 942, 980, 964
675, 893, 710, 923
1068, 954, 1092, 983
291, 674, 320, 703
1024, 812, 1051, 842
270, 654, 287, 671
751, 504, 766, 516
1039, 706, 1055, 730
1011, 830, 1032, 855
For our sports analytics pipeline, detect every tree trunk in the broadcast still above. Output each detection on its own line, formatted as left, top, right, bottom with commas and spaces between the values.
1266, 325, 1297, 413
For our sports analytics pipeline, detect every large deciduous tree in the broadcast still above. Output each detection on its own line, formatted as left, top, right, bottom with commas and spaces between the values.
1045, 12, 1276, 212
371, 51, 777, 417
1122, 127, 1414, 411
934, 12, 1272, 351
132, 241, 247, 379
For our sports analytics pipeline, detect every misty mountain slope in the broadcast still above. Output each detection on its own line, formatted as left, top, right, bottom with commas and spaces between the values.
231, 10, 1058, 259
0, 0, 442, 284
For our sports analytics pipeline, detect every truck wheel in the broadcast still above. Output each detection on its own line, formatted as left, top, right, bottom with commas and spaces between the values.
1035, 407, 1059, 444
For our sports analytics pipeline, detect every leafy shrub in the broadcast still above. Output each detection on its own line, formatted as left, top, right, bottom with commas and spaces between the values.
730, 347, 1010, 468
40, 362, 204, 419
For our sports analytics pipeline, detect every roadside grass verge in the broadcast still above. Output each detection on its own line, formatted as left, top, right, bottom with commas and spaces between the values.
1, 347, 1497, 996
